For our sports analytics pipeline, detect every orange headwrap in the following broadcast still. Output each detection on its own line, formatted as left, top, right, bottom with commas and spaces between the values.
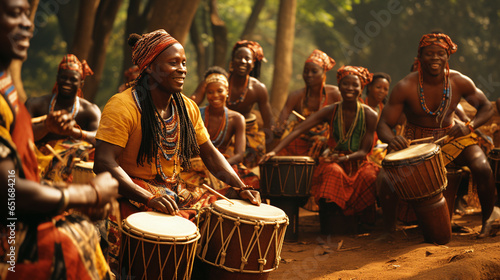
418, 33, 457, 56
336, 65, 373, 87
232, 40, 266, 62
53, 54, 93, 98
305, 49, 336, 71
58, 54, 93, 80
131, 29, 179, 73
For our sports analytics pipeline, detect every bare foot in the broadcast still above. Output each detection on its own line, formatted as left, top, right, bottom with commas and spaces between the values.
478, 206, 500, 238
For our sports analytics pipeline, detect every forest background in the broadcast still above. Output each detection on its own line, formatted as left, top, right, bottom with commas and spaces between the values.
19, 0, 500, 114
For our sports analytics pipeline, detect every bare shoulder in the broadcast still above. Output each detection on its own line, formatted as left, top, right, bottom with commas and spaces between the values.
227, 108, 245, 124
325, 84, 341, 102
449, 69, 475, 87
25, 94, 51, 116
249, 77, 269, 96
390, 72, 417, 99
79, 98, 101, 116
362, 103, 378, 121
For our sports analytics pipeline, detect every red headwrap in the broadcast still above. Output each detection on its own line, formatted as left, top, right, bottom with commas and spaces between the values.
336, 66, 373, 87
53, 54, 93, 97
131, 29, 179, 73
418, 33, 457, 56
232, 40, 266, 62
305, 49, 336, 71
58, 54, 93, 80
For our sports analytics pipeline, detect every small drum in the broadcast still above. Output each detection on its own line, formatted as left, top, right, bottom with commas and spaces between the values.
382, 143, 448, 201
71, 161, 95, 184
245, 113, 257, 126
259, 156, 315, 197
197, 199, 288, 279
488, 148, 500, 183
120, 212, 200, 280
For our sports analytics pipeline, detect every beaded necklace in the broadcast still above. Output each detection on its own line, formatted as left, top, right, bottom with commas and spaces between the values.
227, 74, 249, 106
302, 85, 327, 113
201, 106, 228, 149
155, 101, 180, 183
49, 92, 80, 119
337, 101, 361, 152
417, 71, 450, 116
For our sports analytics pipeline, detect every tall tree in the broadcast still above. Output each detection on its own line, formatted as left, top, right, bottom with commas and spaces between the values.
147, 0, 201, 45
240, 0, 266, 39
270, 0, 296, 110
83, 0, 123, 102
209, 0, 227, 68
70, 0, 100, 60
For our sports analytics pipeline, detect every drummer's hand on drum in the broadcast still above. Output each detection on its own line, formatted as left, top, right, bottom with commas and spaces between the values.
239, 189, 261, 206
388, 135, 410, 152
259, 151, 276, 164
448, 121, 471, 139
147, 194, 180, 215
45, 110, 76, 136
90, 172, 119, 207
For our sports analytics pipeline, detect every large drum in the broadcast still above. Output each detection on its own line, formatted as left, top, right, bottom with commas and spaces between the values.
71, 161, 95, 184
382, 143, 447, 201
197, 199, 288, 280
382, 143, 451, 245
120, 212, 200, 280
259, 156, 315, 197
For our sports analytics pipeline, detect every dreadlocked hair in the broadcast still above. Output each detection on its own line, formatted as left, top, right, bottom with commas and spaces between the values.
134, 75, 200, 170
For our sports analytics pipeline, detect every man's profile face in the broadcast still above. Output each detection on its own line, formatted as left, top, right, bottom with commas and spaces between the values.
0, 0, 32, 62
419, 44, 449, 77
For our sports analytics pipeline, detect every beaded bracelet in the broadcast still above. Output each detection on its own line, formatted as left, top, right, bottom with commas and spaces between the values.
465, 120, 474, 133
56, 187, 70, 215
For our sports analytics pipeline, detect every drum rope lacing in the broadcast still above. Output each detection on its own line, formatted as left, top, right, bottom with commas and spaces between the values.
198, 208, 288, 273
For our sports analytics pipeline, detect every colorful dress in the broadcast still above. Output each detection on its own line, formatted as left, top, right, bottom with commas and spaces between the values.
0, 71, 110, 280
311, 102, 380, 215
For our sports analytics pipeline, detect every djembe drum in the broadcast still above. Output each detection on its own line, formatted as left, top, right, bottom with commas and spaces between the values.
71, 161, 95, 184
259, 156, 314, 241
382, 143, 451, 245
197, 199, 288, 280
120, 212, 200, 280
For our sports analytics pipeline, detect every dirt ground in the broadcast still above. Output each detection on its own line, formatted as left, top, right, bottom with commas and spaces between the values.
268, 206, 500, 280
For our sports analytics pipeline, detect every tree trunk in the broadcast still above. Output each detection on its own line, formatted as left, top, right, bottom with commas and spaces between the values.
209, 0, 227, 68
70, 0, 100, 60
10, 0, 39, 102
121, 0, 154, 77
190, 16, 207, 83
270, 0, 296, 110
240, 0, 266, 40
83, 0, 123, 102
54, 0, 79, 50
146, 0, 201, 45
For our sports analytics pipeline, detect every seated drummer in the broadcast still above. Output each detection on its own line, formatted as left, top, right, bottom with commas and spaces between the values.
93, 30, 261, 272
376, 32, 497, 239
181, 66, 259, 190
273, 49, 341, 157
25, 54, 100, 182
0, 3, 119, 278
261, 66, 380, 234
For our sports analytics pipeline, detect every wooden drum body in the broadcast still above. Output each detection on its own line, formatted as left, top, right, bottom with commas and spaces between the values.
259, 156, 315, 197
119, 212, 200, 280
382, 143, 447, 201
382, 143, 451, 245
71, 161, 95, 184
197, 199, 288, 280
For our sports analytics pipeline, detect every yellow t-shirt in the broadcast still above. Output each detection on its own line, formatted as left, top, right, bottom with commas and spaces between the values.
96, 88, 209, 180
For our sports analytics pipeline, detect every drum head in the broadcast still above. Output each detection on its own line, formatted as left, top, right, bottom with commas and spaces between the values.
384, 143, 439, 163
265, 156, 315, 164
124, 212, 198, 238
213, 199, 286, 222
245, 113, 257, 124
75, 161, 94, 169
